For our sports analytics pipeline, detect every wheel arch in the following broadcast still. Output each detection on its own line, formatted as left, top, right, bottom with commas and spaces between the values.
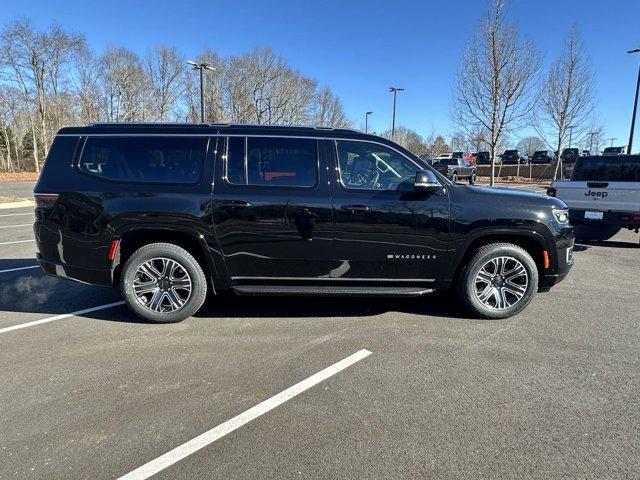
113, 226, 219, 289
451, 229, 551, 289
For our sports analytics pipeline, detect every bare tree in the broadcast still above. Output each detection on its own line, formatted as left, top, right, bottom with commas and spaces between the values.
536, 25, 595, 179
452, 0, 541, 185
516, 135, 546, 157
100, 47, 148, 121
145, 46, 184, 121
380, 126, 428, 154
313, 86, 351, 127
0, 19, 84, 170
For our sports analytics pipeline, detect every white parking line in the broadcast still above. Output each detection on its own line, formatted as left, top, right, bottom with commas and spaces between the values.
0, 265, 38, 274
0, 301, 125, 334
0, 212, 33, 217
0, 239, 35, 245
0, 224, 32, 229
118, 349, 373, 480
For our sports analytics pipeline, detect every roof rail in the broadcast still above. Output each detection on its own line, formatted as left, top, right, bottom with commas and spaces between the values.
86, 121, 362, 133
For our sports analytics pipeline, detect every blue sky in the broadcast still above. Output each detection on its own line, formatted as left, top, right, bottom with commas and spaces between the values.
2, 0, 639, 146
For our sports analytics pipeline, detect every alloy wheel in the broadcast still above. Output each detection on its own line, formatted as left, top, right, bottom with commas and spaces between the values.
473, 256, 528, 310
133, 257, 192, 313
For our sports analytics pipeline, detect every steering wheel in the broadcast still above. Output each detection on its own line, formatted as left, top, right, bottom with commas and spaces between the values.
353, 168, 379, 189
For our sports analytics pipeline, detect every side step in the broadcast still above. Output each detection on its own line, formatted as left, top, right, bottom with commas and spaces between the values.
230, 285, 435, 297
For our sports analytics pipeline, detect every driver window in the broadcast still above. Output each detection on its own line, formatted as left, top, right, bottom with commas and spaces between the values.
335, 140, 419, 191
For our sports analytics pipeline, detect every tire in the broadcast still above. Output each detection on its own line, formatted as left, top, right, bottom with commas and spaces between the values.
458, 243, 538, 319
120, 242, 207, 323
451, 173, 458, 183
469, 173, 477, 185
573, 225, 621, 242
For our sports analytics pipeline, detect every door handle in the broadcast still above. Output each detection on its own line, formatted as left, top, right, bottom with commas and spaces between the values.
220, 200, 253, 209
341, 205, 371, 213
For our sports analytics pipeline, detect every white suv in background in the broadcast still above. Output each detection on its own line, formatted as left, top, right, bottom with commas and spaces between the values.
548, 155, 640, 242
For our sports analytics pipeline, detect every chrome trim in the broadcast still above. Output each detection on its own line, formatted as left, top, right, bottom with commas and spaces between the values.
230, 276, 435, 282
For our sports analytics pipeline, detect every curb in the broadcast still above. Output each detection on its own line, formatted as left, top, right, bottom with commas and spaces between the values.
0, 200, 35, 210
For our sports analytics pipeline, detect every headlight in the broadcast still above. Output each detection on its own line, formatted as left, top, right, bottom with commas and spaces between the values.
553, 209, 570, 224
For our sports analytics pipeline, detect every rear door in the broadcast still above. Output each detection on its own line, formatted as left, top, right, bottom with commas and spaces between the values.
211, 135, 333, 279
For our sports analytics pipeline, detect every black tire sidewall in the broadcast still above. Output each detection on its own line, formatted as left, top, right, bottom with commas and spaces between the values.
459, 244, 538, 319
469, 173, 476, 185
120, 243, 207, 323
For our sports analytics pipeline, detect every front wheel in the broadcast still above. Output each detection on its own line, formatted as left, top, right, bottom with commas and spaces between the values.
451, 173, 458, 183
458, 243, 538, 319
469, 173, 477, 185
120, 242, 207, 323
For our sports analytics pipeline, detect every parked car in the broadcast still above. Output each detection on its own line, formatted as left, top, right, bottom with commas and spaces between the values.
530, 150, 555, 164
35, 123, 574, 322
560, 148, 580, 164
452, 151, 475, 164
434, 157, 477, 184
499, 149, 524, 165
472, 151, 491, 165
548, 155, 640, 241
602, 146, 626, 155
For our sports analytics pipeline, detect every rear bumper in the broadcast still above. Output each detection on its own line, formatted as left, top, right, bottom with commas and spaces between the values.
569, 209, 640, 229
37, 254, 114, 288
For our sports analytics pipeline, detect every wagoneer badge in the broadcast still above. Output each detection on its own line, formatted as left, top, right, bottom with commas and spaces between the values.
387, 254, 437, 260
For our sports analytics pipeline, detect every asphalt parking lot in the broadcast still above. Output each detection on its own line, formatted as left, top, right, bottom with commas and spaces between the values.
1, 181, 639, 479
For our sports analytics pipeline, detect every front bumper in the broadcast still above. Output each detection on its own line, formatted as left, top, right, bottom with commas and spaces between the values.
38, 254, 114, 288
539, 230, 574, 292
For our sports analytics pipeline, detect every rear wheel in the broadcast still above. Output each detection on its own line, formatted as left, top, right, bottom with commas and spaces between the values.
451, 173, 458, 183
120, 242, 207, 323
458, 243, 538, 319
573, 225, 620, 242
469, 173, 477, 185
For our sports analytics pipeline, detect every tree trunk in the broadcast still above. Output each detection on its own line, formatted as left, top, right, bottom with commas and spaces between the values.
31, 125, 40, 173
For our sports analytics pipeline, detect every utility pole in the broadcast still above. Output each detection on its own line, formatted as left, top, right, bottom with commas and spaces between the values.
607, 137, 617, 147
567, 125, 578, 149
627, 47, 640, 154
187, 61, 215, 123
365, 111, 373, 134
588, 131, 598, 153
389, 87, 404, 140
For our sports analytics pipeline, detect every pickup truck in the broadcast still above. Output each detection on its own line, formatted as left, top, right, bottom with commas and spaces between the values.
548, 155, 640, 241
434, 157, 477, 184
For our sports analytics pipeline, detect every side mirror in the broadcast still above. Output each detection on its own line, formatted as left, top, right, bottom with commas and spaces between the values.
414, 170, 441, 192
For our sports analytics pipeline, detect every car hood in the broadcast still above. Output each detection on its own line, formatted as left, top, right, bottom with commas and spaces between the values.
455, 185, 567, 209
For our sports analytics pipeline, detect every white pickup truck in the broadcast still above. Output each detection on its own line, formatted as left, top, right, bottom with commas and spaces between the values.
548, 155, 640, 242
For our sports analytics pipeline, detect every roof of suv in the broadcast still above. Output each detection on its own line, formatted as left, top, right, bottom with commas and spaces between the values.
57, 122, 364, 138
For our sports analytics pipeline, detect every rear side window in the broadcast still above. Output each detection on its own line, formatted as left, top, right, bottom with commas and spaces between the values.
225, 137, 318, 187
572, 156, 640, 182
79, 137, 207, 183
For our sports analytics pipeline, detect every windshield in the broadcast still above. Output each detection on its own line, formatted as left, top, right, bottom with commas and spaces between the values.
504, 150, 518, 155
533, 150, 547, 155
572, 156, 640, 182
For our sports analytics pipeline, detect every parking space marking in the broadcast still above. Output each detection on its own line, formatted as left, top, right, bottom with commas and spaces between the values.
118, 349, 373, 480
0, 301, 125, 334
0, 223, 33, 229
0, 239, 35, 245
0, 265, 38, 274
0, 212, 34, 217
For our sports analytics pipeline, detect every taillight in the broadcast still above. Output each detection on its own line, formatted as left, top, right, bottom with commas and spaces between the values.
546, 188, 556, 197
34, 193, 59, 208
620, 214, 640, 221
107, 239, 121, 261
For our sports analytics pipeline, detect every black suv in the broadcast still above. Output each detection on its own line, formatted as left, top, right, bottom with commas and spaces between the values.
34, 123, 574, 322
531, 150, 555, 164
500, 149, 524, 165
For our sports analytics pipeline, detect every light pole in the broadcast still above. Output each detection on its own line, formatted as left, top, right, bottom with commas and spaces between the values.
567, 125, 578, 149
588, 131, 598, 153
627, 47, 640, 154
187, 61, 215, 123
389, 87, 404, 140
365, 111, 373, 134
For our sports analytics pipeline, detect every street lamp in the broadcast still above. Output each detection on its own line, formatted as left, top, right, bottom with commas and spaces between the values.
187, 61, 215, 123
567, 125, 578, 149
627, 47, 640, 154
389, 87, 404, 140
365, 111, 373, 134
587, 131, 598, 153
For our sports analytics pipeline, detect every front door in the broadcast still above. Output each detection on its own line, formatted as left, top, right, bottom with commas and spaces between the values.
328, 139, 450, 282
212, 136, 333, 279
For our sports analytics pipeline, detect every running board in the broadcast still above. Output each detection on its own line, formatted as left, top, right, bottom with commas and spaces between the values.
230, 285, 435, 297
